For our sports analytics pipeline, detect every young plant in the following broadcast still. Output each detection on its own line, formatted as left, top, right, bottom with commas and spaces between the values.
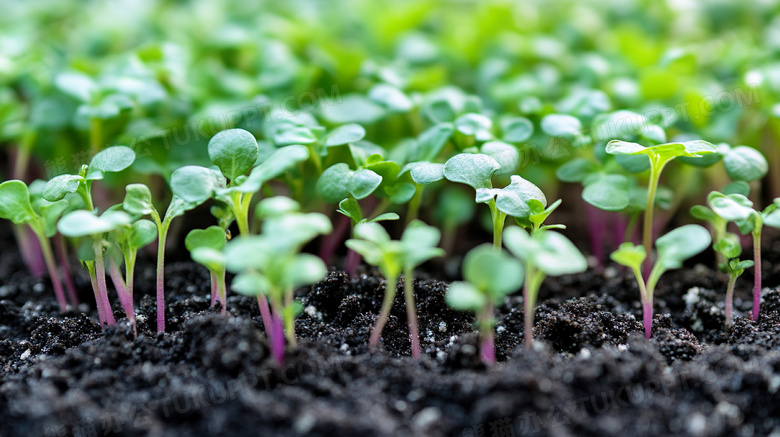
344, 220, 443, 358
185, 226, 228, 313
502, 227, 587, 348
712, 233, 753, 327
445, 244, 524, 364
57, 209, 132, 328
108, 218, 157, 332
225, 197, 331, 365
606, 140, 717, 271
123, 183, 205, 332
0, 180, 70, 311
706, 193, 780, 320
610, 224, 711, 338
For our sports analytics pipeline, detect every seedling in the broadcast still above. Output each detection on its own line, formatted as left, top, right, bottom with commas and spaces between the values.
705, 193, 780, 320
57, 209, 132, 328
345, 220, 443, 358
109, 218, 157, 331
0, 180, 70, 311
185, 226, 228, 313
712, 233, 753, 326
502, 227, 587, 347
123, 183, 204, 332
610, 225, 711, 338
607, 140, 717, 272
225, 197, 331, 364
445, 244, 524, 364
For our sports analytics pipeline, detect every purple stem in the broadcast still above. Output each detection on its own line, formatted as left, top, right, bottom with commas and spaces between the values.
257, 295, 273, 334
89, 270, 106, 327
54, 234, 80, 307
319, 214, 351, 264
479, 304, 496, 365
156, 248, 165, 332
753, 233, 762, 321
269, 308, 286, 365
109, 260, 136, 335
94, 245, 116, 326
642, 300, 653, 339
209, 273, 217, 308
345, 249, 361, 278
37, 232, 68, 313
403, 273, 420, 359
17, 225, 46, 277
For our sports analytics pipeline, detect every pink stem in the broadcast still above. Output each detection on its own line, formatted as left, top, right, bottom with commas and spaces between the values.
345, 249, 361, 278
90, 270, 106, 327
642, 300, 653, 339
108, 260, 135, 329
319, 214, 351, 264
55, 234, 80, 306
37, 233, 68, 313
404, 274, 420, 359
257, 295, 273, 335
94, 246, 116, 326
480, 304, 496, 365
210, 273, 217, 308
18, 226, 46, 277
269, 307, 286, 365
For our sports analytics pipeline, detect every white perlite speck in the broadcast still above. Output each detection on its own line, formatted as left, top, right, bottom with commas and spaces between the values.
20, 349, 31, 360
438, 322, 447, 332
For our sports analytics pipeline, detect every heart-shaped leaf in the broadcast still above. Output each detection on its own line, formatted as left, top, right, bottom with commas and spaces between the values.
208, 128, 259, 181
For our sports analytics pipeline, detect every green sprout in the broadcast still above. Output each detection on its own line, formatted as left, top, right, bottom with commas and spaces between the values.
606, 140, 718, 272
225, 197, 331, 365
445, 244, 524, 364
712, 233, 753, 327
345, 220, 443, 358
502, 227, 587, 348
185, 226, 228, 313
109, 218, 157, 332
610, 224, 711, 338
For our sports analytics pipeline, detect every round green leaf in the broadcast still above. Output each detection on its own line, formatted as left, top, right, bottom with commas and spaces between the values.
0, 180, 37, 225
443, 153, 500, 190
481, 141, 518, 175
655, 224, 711, 270
610, 243, 646, 270
723, 146, 768, 182
317, 163, 352, 203
494, 175, 547, 218
350, 169, 382, 199
191, 247, 226, 272
185, 226, 227, 252
445, 281, 486, 312
541, 114, 582, 138
170, 166, 216, 203
128, 219, 157, 249
123, 183, 153, 215
501, 117, 534, 143
86, 146, 136, 180
463, 244, 524, 298
42, 175, 83, 202
555, 158, 599, 183
324, 124, 366, 147
409, 162, 445, 185
208, 129, 259, 181
582, 174, 629, 211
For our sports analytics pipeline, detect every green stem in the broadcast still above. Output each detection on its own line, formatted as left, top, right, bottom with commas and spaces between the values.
89, 117, 102, 154
523, 266, 545, 348
752, 228, 762, 321
12, 130, 36, 181
489, 200, 506, 249
369, 273, 398, 347
283, 287, 296, 347
725, 274, 737, 327
307, 144, 323, 175
642, 162, 662, 273
217, 269, 227, 315
404, 266, 421, 359
151, 209, 168, 332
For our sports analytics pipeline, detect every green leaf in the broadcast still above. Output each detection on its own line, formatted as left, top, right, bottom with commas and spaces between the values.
708, 193, 754, 222
231, 272, 272, 297
337, 197, 362, 223
443, 153, 500, 190
411, 123, 453, 162
722, 181, 750, 196
224, 236, 273, 273
501, 117, 534, 143
281, 254, 327, 289
86, 146, 136, 180
128, 219, 157, 249
582, 173, 630, 211
690, 205, 718, 222
55, 72, 96, 102
606, 140, 717, 163
353, 221, 391, 244
723, 146, 768, 182
368, 83, 413, 113
0, 180, 37, 225
503, 227, 587, 276
462, 244, 524, 299
655, 224, 711, 270
324, 124, 366, 146
492, 175, 547, 218
610, 243, 646, 270
713, 233, 742, 259
208, 128, 259, 181
123, 183, 154, 215
185, 226, 227, 252
454, 113, 493, 141
401, 220, 444, 268
39, 199, 69, 237
317, 163, 352, 203
409, 162, 445, 185
42, 175, 84, 202
320, 94, 385, 124
170, 165, 218, 203
273, 126, 317, 146
351, 168, 383, 199
164, 196, 201, 222
555, 158, 599, 183
57, 210, 130, 237
541, 114, 582, 138
481, 141, 518, 175
764, 208, 780, 228
371, 213, 400, 222
255, 196, 300, 218
191, 247, 226, 273
445, 281, 487, 311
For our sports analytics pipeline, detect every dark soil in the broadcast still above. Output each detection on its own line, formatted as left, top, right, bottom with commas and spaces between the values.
1, 226, 780, 437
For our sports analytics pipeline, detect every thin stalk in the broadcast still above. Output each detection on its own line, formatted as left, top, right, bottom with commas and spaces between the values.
478, 303, 495, 364
124, 252, 136, 300
152, 211, 168, 333
12, 130, 36, 181
87, 262, 106, 327
752, 229, 762, 321
34, 229, 68, 313
93, 240, 116, 326
55, 234, 79, 306
234, 191, 274, 331
209, 272, 218, 308
283, 287, 296, 347
642, 163, 662, 277
725, 274, 737, 327
369, 274, 398, 347
216, 269, 227, 314
89, 118, 102, 154
403, 267, 421, 359
405, 186, 423, 226
489, 201, 506, 249
642, 264, 662, 339
109, 259, 136, 335
15, 225, 45, 276
624, 212, 639, 244
307, 144, 323, 175
523, 267, 545, 348
270, 308, 285, 366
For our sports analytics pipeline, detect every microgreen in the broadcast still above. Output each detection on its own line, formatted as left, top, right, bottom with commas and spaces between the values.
610, 224, 711, 338
503, 227, 587, 348
110, 218, 157, 332
445, 244, 524, 364
185, 226, 228, 313
712, 233, 753, 327
225, 197, 331, 365
606, 140, 717, 271
345, 220, 443, 358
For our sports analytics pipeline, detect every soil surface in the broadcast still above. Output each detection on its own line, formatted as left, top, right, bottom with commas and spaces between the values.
1, 225, 780, 437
